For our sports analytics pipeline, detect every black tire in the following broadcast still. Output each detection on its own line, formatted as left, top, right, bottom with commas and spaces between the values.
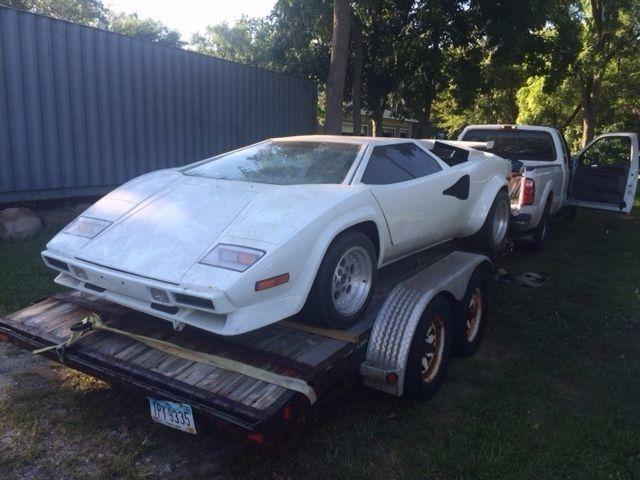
564, 205, 578, 221
305, 230, 377, 329
453, 266, 491, 358
469, 189, 510, 254
404, 296, 453, 402
531, 198, 551, 253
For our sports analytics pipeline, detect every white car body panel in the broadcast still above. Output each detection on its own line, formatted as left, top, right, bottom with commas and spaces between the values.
43, 135, 509, 335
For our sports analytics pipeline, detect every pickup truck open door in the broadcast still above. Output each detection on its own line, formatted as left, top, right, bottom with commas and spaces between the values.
569, 133, 639, 213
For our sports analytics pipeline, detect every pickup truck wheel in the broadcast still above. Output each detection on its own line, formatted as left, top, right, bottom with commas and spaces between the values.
532, 201, 551, 252
564, 205, 577, 221
453, 267, 491, 358
306, 231, 377, 329
470, 190, 509, 254
404, 296, 453, 402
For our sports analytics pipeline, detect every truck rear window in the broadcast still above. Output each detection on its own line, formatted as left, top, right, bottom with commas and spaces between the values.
461, 129, 556, 161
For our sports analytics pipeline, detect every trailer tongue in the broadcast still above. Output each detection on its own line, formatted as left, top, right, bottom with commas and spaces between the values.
0, 245, 497, 448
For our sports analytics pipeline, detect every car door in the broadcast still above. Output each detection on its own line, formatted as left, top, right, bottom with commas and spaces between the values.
358, 142, 468, 260
569, 133, 639, 213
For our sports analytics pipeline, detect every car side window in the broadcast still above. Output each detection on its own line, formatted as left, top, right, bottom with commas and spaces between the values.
361, 143, 442, 185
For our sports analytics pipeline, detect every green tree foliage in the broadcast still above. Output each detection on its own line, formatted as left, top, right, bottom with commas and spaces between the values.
1, 0, 183, 46
1, 0, 107, 26
190, 16, 276, 67
107, 11, 182, 47
4, 0, 639, 142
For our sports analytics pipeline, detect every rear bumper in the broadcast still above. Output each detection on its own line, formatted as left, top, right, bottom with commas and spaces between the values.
41, 250, 303, 335
510, 213, 533, 235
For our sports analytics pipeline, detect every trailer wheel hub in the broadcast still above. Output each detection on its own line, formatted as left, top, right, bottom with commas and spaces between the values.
466, 288, 483, 342
421, 315, 445, 383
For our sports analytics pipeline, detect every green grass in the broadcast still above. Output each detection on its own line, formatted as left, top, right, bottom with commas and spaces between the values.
1, 203, 640, 479
0, 226, 65, 316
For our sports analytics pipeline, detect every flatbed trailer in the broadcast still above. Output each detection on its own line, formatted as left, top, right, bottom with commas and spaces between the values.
0, 244, 504, 448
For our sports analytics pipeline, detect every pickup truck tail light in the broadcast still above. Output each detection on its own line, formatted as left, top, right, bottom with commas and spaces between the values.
522, 178, 535, 205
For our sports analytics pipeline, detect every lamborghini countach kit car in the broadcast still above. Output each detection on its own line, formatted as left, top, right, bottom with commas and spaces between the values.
42, 136, 510, 335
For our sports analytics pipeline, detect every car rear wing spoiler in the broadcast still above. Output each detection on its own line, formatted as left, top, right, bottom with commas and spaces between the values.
417, 139, 497, 166
434, 140, 495, 151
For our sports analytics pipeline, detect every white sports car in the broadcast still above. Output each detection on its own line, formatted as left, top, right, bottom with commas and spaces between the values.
42, 136, 510, 335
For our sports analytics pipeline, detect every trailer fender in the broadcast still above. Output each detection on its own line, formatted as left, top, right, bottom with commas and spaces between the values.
360, 251, 491, 396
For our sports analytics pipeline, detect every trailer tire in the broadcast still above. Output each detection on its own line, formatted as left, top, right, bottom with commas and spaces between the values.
453, 267, 491, 358
305, 230, 377, 329
404, 295, 453, 402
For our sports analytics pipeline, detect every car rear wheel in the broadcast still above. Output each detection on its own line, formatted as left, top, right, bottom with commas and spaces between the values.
305, 231, 377, 329
470, 190, 509, 254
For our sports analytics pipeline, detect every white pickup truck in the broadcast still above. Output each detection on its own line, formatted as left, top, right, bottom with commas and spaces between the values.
458, 125, 639, 250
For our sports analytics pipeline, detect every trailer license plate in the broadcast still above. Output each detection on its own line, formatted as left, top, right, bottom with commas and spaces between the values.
149, 398, 196, 434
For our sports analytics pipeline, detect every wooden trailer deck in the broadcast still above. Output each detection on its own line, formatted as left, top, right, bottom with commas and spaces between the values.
0, 244, 462, 445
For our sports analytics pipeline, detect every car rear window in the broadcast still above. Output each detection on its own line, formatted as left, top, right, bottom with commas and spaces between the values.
461, 129, 556, 161
184, 141, 361, 185
361, 143, 442, 185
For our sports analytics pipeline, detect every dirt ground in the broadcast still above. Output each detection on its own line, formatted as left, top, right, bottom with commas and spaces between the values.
0, 342, 243, 479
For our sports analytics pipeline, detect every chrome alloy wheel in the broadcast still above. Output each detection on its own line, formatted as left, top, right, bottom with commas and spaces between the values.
492, 198, 509, 245
421, 315, 445, 383
466, 287, 483, 342
331, 245, 373, 316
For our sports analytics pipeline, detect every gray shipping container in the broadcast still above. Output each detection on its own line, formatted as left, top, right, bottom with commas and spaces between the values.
0, 7, 318, 203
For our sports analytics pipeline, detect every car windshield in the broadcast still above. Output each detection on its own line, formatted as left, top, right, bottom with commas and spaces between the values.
461, 129, 556, 161
184, 141, 361, 185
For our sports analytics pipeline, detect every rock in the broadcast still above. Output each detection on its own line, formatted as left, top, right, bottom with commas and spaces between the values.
0, 207, 43, 240
39, 208, 75, 228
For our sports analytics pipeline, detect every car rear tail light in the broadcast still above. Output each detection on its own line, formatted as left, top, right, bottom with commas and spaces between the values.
150, 288, 170, 304
73, 267, 88, 280
522, 178, 535, 205
255, 273, 290, 291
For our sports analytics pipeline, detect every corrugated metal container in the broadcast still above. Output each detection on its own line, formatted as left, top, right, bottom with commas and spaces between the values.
0, 7, 317, 202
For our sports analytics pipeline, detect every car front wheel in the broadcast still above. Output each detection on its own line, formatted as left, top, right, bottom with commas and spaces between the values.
305, 230, 377, 329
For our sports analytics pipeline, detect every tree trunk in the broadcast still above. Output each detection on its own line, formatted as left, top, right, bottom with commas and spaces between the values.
581, 75, 601, 147
416, 100, 433, 138
581, 0, 604, 147
325, 0, 351, 134
351, 13, 363, 136
372, 104, 384, 137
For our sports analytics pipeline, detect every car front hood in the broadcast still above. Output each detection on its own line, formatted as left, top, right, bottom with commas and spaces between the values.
76, 180, 263, 284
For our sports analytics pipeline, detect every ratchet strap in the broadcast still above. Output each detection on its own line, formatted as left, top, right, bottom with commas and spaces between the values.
279, 320, 361, 344
34, 314, 317, 404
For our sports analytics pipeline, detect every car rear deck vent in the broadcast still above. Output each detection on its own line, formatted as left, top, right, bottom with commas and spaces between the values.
84, 283, 106, 293
44, 257, 69, 272
173, 293, 215, 311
